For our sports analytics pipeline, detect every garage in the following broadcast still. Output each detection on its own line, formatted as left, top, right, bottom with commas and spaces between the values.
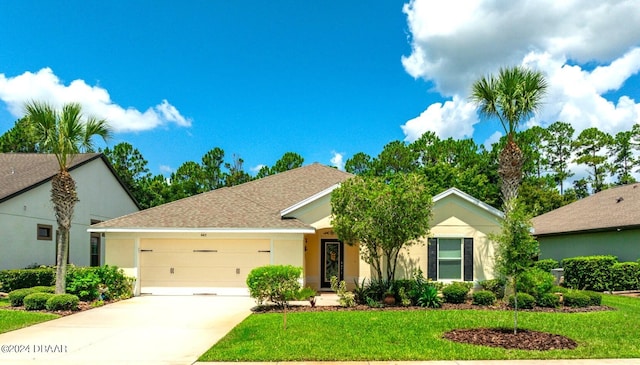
139, 238, 271, 295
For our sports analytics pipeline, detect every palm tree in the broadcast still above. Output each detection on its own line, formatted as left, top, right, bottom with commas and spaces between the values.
25, 101, 112, 294
471, 66, 548, 209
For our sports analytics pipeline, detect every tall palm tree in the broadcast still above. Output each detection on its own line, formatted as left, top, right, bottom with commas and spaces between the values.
25, 101, 112, 294
470, 66, 548, 209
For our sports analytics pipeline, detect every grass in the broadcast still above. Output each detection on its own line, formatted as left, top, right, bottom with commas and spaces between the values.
0, 297, 60, 334
199, 295, 640, 361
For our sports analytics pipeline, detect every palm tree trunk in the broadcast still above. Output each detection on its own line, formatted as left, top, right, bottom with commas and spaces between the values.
498, 138, 524, 209
51, 171, 78, 294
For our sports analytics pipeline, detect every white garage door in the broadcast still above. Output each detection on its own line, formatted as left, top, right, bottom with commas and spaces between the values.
139, 239, 271, 295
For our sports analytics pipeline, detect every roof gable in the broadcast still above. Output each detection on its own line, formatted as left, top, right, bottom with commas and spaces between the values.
532, 183, 640, 236
433, 187, 504, 219
92, 163, 352, 232
1, 153, 101, 203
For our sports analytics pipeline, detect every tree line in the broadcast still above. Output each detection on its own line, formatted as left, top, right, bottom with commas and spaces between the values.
2, 115, 639, 214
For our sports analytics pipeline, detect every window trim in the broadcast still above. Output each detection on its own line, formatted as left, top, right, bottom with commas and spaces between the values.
37, 224, 53, 241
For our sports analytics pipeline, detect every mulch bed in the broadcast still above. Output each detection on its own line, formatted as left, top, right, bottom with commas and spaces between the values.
2, 300, 117, 316
443, 328, 578, 350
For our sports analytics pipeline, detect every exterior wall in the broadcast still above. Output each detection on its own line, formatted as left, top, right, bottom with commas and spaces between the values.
0, 158, 138, 270
539, 229, 640, 263
304, 228, 360, 291
396, 194, 502, 283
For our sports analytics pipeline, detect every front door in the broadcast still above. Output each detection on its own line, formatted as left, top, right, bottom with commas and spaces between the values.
320, 239, 343, 289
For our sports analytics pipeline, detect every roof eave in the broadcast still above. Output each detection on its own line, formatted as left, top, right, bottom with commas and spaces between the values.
88, 227, 316, 234
533, 224, 640, 237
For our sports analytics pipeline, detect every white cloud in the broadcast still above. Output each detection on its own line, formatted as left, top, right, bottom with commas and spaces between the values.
159, 165, 173, 174
250, 164, 266, 174
401, 0, 640, 145
401, 95, 478, 142
330, 151, 345, 171
483, 131, 502, 150
0, 68, 191, 133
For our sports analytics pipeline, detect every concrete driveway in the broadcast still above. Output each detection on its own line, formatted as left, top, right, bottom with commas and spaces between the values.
0, 295, 255, 365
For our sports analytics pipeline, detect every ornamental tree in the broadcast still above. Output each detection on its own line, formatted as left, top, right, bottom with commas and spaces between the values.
331, 173, 432, 282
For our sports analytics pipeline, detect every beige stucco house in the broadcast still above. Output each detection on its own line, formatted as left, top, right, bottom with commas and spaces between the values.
0, 153, 139, 270
90, 164, 503, 296
533, 183, 640, 263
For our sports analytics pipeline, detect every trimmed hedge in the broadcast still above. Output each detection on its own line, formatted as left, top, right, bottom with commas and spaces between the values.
24, 292, 54, 310
533, 259, 559, 272
0, 266, 134, 300
7, 286, 53, 307
610, 262, 640, 291
563, 290, 591, 307
0, 268, 55, 292
46, 294, 79, 311
537, 293, 560, 308
442, 282, 470, 304
508, 292, 536, 309
562, 255, 617, 291
584, 290, 602, 306
472, 290, 496, 306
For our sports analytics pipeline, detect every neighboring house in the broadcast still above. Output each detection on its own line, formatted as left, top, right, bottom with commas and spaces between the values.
532, 183, 640, 263
0, 153, 140, 270
90, 164, 503, 296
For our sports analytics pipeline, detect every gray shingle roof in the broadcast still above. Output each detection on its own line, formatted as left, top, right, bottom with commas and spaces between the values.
532, 183, 640, 236
92, 163, 352, 231
0, 153, 102, 203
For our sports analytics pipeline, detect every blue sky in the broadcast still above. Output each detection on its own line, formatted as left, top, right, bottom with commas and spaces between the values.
1, 1, 639, 178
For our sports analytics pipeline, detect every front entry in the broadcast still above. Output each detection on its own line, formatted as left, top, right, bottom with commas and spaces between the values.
320, 239, 343, 288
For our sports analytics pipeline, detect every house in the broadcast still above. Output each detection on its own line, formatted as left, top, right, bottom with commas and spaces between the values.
90, 164, 503, 296
0, 153, 140, 270
532, 183, 640, 263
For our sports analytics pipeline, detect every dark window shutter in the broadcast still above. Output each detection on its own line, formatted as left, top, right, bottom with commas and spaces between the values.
427, 238, 438, 280
463, 237, 473, 281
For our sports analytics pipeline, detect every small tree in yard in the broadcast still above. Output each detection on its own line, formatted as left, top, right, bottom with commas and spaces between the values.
491, 199, 539, 334
331, 173, 432, 283
246, 265, 302, 329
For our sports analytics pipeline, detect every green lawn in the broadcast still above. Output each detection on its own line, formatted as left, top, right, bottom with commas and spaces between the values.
0, 298, 59, 334
200, 295, 640, 361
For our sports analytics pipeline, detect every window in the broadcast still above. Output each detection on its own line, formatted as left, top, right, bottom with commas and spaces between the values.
37, 224, 52, 240
428, 237, 473, 282
438, 238, 462, 280
90, 233, 101, 267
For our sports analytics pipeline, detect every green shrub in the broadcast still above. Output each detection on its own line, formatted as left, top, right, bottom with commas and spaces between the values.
93, 265, 134, 300
533, 258, 560, 272
23, 292, 54, 310
0, 268, 55, 292
330, 276, 356, 307
442, 282, 469, 304
563, 290, 591, 307
537, 293, 560, 308
246, 265, 302, 306
472, 290, 496, 306
416, 285, 441, 308
31, 286, 55, 293
562, 255, 617, 291
517, 267, 555, 299
45, 294, 79, 311
508, 292, 536, 309
8, 288, 38, 307
478, 278, 506, 299
610, 262, 640, 291
584, 290, 602, 306
66, 267, 101, 301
